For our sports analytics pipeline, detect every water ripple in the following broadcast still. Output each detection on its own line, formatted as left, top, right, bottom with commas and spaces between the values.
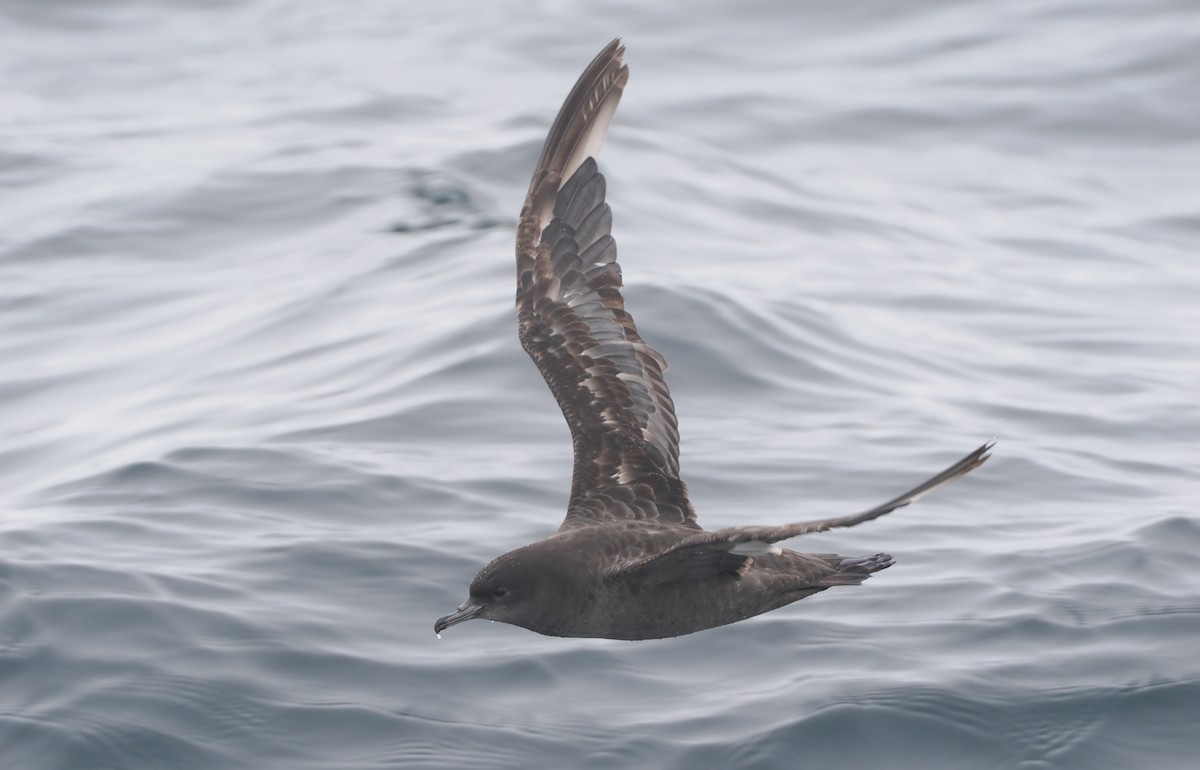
2, 0, 1198, 767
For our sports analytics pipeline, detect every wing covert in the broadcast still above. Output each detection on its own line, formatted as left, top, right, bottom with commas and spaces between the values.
514, 40, 694, 527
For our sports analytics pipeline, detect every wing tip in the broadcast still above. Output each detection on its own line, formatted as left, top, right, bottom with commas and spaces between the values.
536, 39, 630, 180
966, 439, 996, 471
923, 438, 995, 494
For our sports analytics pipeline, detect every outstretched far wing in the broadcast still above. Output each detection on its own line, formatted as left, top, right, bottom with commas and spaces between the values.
515, 40, 695, 527
606, 442, 993, 579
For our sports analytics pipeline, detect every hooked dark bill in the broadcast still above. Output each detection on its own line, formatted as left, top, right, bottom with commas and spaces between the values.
434, 600, 483, 635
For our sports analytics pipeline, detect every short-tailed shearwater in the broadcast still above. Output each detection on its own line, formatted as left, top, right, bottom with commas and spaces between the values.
434, 39, 991, 641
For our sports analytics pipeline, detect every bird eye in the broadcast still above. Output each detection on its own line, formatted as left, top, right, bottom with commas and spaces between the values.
491, 587, 509, 598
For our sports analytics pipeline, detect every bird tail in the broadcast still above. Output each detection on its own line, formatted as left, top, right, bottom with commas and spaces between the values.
820, 553, 895, 586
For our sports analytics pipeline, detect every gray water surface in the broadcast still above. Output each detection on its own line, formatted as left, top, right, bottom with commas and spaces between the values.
2, 1, 1199, 768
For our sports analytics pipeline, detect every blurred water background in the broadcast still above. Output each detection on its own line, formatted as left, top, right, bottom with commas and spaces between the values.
2, 0, 1199, 767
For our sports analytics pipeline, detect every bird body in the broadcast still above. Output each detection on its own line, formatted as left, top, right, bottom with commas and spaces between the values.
459, 527, 894, 640
434, 40, 990, 641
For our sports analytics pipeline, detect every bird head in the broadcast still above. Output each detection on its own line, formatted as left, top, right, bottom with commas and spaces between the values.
434, 542, 572, 636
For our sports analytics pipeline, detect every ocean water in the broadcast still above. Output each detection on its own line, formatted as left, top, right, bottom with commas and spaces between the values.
2, 0, 1199, 767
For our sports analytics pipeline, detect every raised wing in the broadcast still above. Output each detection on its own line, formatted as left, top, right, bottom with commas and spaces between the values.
606, 442, 994, 579
515, 39, 695, 527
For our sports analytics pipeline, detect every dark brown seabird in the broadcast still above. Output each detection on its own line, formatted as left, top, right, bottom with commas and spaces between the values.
434, 39, 991, 641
